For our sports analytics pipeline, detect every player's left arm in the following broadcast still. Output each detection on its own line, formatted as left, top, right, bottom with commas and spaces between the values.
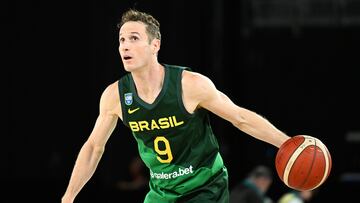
183, 71, 289, 148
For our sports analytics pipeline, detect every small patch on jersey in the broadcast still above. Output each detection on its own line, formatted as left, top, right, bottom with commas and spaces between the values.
124, 93, 133, 105
128, 107, 140, 114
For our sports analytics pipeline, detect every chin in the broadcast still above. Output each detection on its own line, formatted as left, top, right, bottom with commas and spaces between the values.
122, 63, 133, 71
123, 64, 139, 72
123, 65, 131, 72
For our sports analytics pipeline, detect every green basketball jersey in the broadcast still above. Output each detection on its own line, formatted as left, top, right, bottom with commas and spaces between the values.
118, 64, 225, 200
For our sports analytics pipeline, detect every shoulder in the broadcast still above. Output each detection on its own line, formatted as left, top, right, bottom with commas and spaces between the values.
101, 81, 119, 101
180, 70, 220, 112
182, 70, 216, 90
99, 81, 121, 117
182, 70, 218, 99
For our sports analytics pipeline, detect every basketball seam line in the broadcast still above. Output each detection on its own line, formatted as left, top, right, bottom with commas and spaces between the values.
298, 138, 317, 189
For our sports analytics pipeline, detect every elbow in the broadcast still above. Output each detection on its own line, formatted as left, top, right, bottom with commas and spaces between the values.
85, 141, 105, 156
231, 114, 247, 129
93, 146, 105, 155
231, 107, 253, 130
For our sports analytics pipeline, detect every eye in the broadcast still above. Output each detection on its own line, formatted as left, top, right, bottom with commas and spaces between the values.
119, 37, 125, 43
130, 36, 139, 41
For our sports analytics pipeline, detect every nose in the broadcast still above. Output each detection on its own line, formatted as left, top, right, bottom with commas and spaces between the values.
120, 43, 129, 52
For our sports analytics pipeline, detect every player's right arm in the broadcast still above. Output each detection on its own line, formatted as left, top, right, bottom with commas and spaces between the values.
182, 71, 289, 148
62, 82, 121, 203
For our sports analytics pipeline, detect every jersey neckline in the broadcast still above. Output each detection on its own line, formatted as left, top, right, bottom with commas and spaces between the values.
129, 64, 170, 110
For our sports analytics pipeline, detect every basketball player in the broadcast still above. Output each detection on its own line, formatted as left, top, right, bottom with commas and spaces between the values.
61, 9, 290, 203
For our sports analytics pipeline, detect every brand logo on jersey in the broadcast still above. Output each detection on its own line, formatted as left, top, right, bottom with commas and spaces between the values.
128, 107, 140, 114
124, 93, 133, 105
129, 116, 184, 132
150, 165, 194, 180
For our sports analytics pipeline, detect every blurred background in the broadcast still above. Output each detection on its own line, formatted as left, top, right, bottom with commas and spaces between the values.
4, 0, 360, 202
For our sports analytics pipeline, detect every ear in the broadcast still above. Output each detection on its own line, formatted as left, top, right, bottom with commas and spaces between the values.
151, 38, 161, 55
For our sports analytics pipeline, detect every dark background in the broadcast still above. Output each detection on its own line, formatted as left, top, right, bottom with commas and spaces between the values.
5, 0, 360, 202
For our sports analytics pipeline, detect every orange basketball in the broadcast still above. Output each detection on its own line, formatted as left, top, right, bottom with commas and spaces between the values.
275, 135, 332, 191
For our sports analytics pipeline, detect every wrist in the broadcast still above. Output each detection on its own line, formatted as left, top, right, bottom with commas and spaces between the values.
62, 193, 75, 203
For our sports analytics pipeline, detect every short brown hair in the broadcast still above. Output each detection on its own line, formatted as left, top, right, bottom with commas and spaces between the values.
118, 9, 161, 42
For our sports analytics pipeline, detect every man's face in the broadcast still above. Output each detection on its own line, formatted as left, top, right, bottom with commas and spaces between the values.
119, 21, 158, 72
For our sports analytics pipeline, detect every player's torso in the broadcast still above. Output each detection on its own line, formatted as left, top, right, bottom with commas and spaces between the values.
118, 64, 224, 194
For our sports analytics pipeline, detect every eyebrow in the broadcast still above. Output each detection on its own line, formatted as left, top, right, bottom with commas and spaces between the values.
119, 31, 141, 36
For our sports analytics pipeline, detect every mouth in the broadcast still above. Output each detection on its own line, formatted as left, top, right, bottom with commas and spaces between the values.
123, 55, 133, 61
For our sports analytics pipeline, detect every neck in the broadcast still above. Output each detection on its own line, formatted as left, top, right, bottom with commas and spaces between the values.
131, 62, 165, 103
